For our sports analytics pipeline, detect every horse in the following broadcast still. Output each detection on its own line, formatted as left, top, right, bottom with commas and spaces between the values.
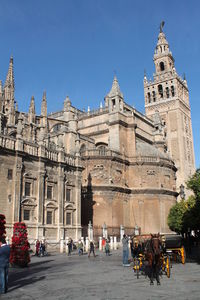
144, 234, 162, 285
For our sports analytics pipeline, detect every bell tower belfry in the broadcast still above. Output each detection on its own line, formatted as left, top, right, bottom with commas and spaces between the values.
144, 22, 195, 199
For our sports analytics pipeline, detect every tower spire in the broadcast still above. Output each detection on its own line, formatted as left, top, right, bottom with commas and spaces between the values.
29, 96, 35, 115
4, 56, 15, 104
107, 75, 123, 98
4, 56, 14, 90
153, 23, 175, 75
41, 91, 47, 116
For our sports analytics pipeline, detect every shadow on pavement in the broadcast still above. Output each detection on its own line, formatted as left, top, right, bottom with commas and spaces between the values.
8, 259, 54, 292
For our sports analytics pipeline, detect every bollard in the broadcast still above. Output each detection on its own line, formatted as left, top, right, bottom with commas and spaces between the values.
110, 236, 113, 250
60, 238, 64, 253
85, 237, 89, 252
114, 236, 117, 250
65, 237, 69, 254
99, 237, 102, 251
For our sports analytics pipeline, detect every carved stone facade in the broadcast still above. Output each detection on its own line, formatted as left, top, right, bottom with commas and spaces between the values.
144, 27, 195, 199
0, 26, 193, 241
0, 60, 83, 243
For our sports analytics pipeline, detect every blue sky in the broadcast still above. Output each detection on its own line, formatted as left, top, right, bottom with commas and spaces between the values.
0, 0, 199, 167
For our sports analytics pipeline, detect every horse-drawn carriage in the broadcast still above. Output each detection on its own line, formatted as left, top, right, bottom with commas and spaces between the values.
162, 234, 186, 264
131, 234, 185, 284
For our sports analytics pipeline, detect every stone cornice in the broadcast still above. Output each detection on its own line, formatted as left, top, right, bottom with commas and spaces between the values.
130, 188, 178, 196
82, 185, 178, 197
109, 119, 137, 128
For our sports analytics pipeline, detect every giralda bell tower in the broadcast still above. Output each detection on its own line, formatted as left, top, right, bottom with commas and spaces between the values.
144, 22, 195, 199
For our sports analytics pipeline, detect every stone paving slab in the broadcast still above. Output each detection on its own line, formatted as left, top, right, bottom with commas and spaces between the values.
1, 250, 200, 300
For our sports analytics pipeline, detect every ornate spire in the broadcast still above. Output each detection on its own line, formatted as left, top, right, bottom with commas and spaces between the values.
41, 91, 47, 116
154, 22, 173, 59
143, 69, 147, 84
4, 56, 15, 102
29, 96, 35, 115
107, 75, 123, 98
63, 96, 71, 111
4, 56, 14, 89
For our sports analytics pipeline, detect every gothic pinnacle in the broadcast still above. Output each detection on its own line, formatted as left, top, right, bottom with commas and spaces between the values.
41, 91, 47, 116
4, 56, 14, 88
29, 96, 35, 114
42, 91, 47, 101
107, 75, 123, 98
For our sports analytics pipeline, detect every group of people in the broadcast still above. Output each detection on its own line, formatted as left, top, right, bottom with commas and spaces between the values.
66, 238, 111, 257
0, 233, 142, 294
35, 240, 47, 257
67, 238, 97, 257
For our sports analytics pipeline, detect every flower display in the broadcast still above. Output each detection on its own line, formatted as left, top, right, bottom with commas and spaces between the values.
0, 214, 6, 239
10, 222, 30, 267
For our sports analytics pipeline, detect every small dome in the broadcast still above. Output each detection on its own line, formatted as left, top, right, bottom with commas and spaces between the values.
136, 141, 170, 159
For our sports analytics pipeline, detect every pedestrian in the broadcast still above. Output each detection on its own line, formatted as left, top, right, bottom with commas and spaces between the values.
88, 240, 96, 257
40, 241, 45, 256
105, 240, 110, 256
122, 234, 130, 266
77, 239, 83, 255
0, 237, 10, 294
67, 238, 73, 256
35, 240, 40, 256
102, 237, 106, 251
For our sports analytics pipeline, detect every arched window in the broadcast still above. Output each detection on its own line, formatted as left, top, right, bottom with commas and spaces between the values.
147, 92, 151, 103
80, 144, 86, 156
166, 87, 169, 98
98, 145, 106, 156
160, 62, 165, 71
158, 85, 163, 98
152, 91, 156, 102
171, 86, 175, 97
96, 143, 107, 156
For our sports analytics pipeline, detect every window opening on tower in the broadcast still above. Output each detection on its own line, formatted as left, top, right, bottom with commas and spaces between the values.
171, 86, 175, 97
160, 61, 165, 71
166, 87, 169, 98
158, 85, 163, 98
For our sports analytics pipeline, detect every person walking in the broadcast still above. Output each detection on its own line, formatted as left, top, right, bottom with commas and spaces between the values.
67, 238, 73, 256
77, 239, 83, 256
122, 234, 130, 266
0, 237, 10, 294
35, 240, 40, 256
88, 240, 96, 257
105, 240, 110, 256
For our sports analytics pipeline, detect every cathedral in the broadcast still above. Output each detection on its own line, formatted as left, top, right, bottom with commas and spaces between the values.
0, 26, 195, 243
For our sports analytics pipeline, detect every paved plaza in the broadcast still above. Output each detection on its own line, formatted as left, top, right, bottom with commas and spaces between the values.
1, 249, 200, 300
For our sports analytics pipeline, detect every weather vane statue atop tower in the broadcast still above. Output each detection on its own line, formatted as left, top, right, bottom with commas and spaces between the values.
159, 21, 165, 33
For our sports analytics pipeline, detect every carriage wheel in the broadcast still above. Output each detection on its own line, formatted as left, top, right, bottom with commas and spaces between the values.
166, 256, 170, 278
181, 246, 186, 264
